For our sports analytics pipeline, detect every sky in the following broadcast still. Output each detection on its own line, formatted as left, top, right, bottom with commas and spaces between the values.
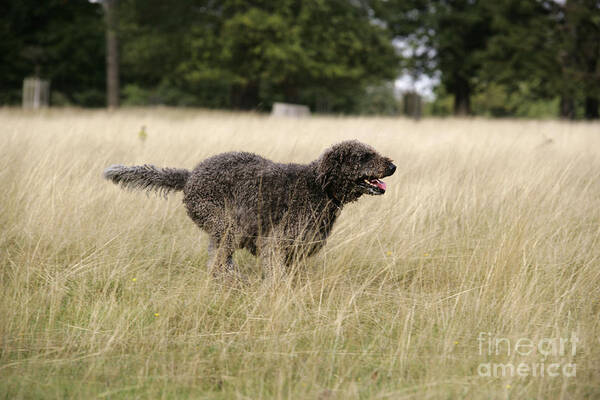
395, 73, 439, 101
393, 37, 439, 101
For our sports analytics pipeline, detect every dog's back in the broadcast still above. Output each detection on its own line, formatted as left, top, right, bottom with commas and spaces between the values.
182, 152, 319, 245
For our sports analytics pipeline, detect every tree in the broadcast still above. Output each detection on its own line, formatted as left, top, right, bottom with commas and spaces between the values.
478, 1, 560, 115
0, 0, 105, 106
103, 0, 120, 108
562, 0, 600, 119
118, 0, 398, 112
481, 0, 600, 119
434, 1, 494, 115
374, 0, 494, 116
1, 0, 397, 112
376, 0, 600, 119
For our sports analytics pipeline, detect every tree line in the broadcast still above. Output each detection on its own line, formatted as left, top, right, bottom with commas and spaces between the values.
1, 0, 599, 118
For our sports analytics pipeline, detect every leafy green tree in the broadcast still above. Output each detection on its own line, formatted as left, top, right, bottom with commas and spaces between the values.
377, 0, 600, 119
474, 1, 561, 117
561, 0, 600, 119
0, 0, 105, 106
479, 0, 599, 119
374, 0, 494, 116
120, 0, 398, 112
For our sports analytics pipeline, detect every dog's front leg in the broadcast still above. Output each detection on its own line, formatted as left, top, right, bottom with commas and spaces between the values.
258, 237, 289, 280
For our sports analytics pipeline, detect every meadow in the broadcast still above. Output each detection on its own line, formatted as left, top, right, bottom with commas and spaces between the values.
0, 108, 599, 399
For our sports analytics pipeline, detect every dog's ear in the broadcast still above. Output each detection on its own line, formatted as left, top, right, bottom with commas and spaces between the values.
316, 153, 334, 191
316, 144, 347, 191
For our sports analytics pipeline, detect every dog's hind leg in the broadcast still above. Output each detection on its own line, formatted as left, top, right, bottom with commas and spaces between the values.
207, 234, 247, 281
207, 236, 233, 271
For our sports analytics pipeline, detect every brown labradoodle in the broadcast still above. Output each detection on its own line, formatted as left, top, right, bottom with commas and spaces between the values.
104, 140, 395, 274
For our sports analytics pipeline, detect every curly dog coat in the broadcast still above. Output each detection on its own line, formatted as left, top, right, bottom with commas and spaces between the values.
104, 140, 396, 273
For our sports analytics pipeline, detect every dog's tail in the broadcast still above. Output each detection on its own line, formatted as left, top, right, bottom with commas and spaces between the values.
103, 164, 190, 195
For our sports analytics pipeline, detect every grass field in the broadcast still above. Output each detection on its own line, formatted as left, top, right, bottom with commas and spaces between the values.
1, 108, 599, 399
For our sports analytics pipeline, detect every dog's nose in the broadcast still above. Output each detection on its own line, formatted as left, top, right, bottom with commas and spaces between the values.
387, 163, 396, 176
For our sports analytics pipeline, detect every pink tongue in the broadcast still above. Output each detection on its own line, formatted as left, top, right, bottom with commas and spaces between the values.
373, 179, 386, 190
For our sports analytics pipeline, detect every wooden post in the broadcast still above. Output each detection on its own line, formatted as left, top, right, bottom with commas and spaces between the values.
403, 91, 422, 120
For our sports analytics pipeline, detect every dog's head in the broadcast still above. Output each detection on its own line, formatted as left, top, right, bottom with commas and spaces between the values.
316, 140, 396, 203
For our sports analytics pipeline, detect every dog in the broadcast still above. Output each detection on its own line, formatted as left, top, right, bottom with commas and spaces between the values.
104, 140, 395, 275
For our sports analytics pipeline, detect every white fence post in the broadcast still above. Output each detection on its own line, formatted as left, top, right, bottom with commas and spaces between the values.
22, 77, 50, 109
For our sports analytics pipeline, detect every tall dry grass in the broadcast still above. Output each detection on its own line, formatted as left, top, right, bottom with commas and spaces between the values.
0, 108, 599, 399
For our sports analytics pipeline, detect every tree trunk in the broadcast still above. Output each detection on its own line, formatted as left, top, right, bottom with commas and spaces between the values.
283, 84, 299, 104
453, 78, 471, 116
560, 95, 575, 119
583, 51, 599, 120
103, 0, 119, 109
585, 96, 599, 119
231, 81, 259, 110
